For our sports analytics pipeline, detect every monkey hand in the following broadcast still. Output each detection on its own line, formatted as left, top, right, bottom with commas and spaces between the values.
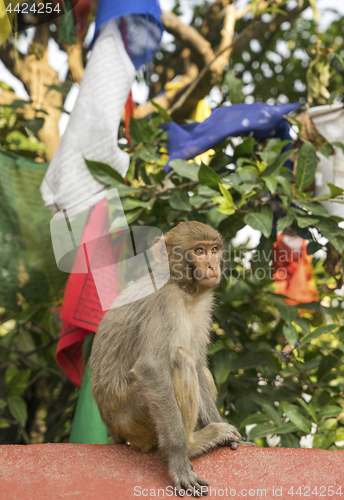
216, 422, 242, 450
170, 459, 209, 497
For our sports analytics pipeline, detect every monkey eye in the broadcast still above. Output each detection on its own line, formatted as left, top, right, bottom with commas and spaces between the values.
194, 248, 204, 255
211, 247, 218, 253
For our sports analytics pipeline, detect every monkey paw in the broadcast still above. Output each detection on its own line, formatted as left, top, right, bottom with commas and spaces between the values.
171, 461, 209, 497
216, 422, 242, 450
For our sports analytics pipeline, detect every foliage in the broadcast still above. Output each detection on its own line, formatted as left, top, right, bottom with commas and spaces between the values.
86, 108, 344, 449
0, 303, 77, 443
186, 9, 344, 106
0, 96, 47, 158
1, 0, 344, 448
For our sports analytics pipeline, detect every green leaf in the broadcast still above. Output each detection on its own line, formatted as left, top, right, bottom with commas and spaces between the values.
263, 175, 277, 194
239, 413, 270, 430
318, 406, 342, 419
224, 69, 245, 105
198, 164, 222, 190
282, 403, 312, 433
258, 138, 288, 165
237, 168, 257, 184
150, 100, 172, 122
217, 205, 236, 215
206, 207, 228, 227
109, 208, 143, 231
190, 195, 208, 208
296, 216, 319, 228
0, 399, 7, 414
296, 199, 329, 217
229, 353, 270, 371
0, 419, 9, 428
327, 183, 344, 198
198, 185, 219, 198
319, 418, 337, 431
133, 148, 162, 163
296, 142, 317, 191
283, 324, 298, 347
313, 432, 336, 449
277, 175, 292, 199
233, 134, 256, 157
296, 301, 337, 319
297, 398, 318, 425
332, 142, 344, 155
85, 159, 125, 185
26, 117, 45, 135
261, 204, 273, 226
212, 351, 232, 386
277, 214, 294, 233
247, 423, 278, 440
318, 143, 333, 159
169, 190, 192, 212
238, 190, 256, 208
129, 117, 155, 145
263, 149, 296, 177
169, 160, 200, 181
244, 212, 272, 238
45, 82, 73, 95
8, 396, 28, 426
270, 297, 298, 323
262, 403, 281, 426
218, 184, 234, 206
120, 197, 155, 211
306, 241, 323, 255
272, 422, 300, 435
6, 369, 31, 397
302, 324, 338, 344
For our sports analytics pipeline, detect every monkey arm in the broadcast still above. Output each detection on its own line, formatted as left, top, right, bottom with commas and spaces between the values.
131, 358, 190, 454
197, 364, 257, 448
197, 365, 224, 428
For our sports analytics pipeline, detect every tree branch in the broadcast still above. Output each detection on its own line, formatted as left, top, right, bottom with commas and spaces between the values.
199, 0, 231, 40
161, 10, 215, 69
166, 1, 310, 120
135, 63, 199, 119
212, 4, 236, 75
65, 43, 85, 84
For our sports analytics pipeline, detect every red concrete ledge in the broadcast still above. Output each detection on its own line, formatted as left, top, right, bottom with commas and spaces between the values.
1, 444, 344, 500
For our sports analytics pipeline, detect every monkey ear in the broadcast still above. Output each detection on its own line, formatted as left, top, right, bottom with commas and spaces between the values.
152, 236, 169, 263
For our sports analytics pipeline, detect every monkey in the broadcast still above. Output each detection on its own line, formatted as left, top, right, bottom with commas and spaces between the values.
90, 221, 256, 497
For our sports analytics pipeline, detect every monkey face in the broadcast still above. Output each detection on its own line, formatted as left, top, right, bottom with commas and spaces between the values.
184, 242, 223, 287
163, 221, 224, 290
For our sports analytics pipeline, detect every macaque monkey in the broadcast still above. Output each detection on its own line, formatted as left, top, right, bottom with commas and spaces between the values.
90, 221, 255, 497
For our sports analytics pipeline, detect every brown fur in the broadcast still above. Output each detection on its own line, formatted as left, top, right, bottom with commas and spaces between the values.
90, 221, 255, 497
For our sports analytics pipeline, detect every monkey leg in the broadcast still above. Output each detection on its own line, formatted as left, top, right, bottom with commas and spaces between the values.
98, 384, 158, 453
100, 347, 202, 455
202, 366, 217, 402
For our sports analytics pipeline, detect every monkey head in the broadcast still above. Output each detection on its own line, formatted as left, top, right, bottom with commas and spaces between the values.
154, 221, 225, 291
